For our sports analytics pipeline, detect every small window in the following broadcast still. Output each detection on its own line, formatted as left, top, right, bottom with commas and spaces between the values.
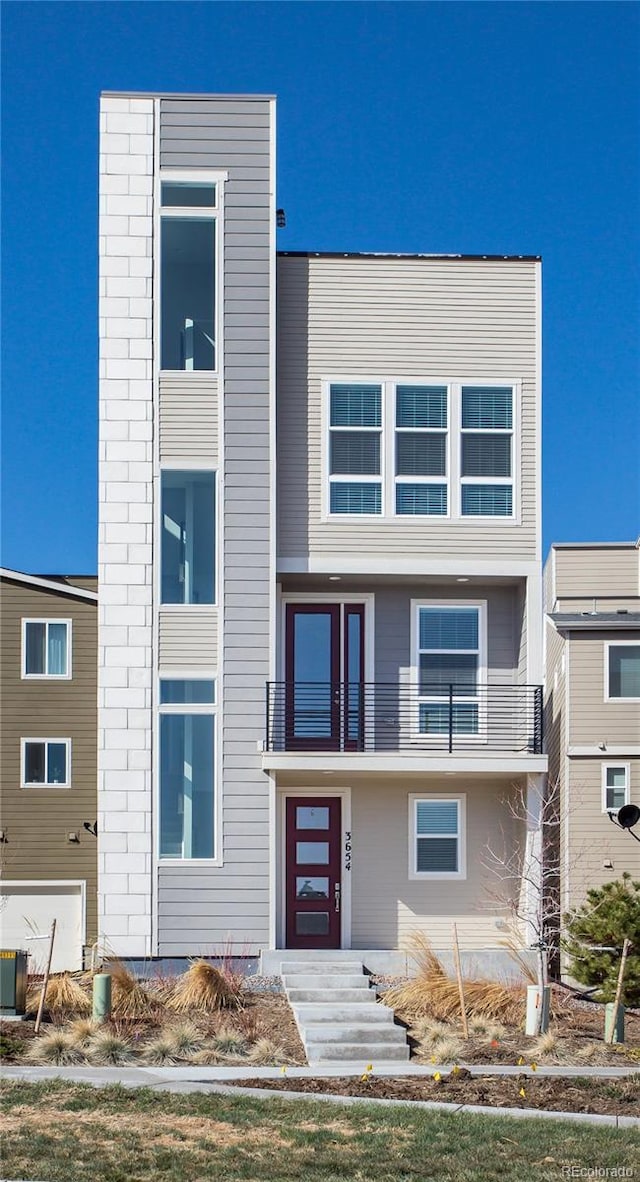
161, 181, 216, 207
22, 739, 70, 787
22, 620, 71, 678
410, 795, 465, 878
161, 471, 216, 605
607, 645, 640, 700
160, 679, 216, 704
602, 764, 630, 812
328, 384, 382, 514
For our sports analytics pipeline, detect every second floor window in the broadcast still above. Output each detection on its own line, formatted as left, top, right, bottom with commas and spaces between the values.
22, 739, 70, 787
416, 604, 484, 736
326, 381, 515, 519
606, 644, 640, 700
160, 178, 217, 371
22, 620, 70, 678
161, 471, 216, 605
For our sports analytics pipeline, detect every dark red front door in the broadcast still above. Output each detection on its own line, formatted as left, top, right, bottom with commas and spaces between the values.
285, 797, 342, 948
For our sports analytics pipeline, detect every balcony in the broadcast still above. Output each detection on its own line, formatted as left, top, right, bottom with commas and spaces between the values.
265, 682, 543, 756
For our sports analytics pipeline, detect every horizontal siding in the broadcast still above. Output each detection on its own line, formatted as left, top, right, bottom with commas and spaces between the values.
158, 374, 218, 464
351, 779, 523, 949
565, 756, 640, 911
156, 97, 273, 955
556, 598, 640, 613
554, 547, 639, 598
568, 630, 640, 746
0, 580, 97, 943
158, 610, 218, 669
277, 255, 539, 564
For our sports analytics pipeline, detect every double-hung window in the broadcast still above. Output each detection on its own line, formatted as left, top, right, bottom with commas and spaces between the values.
159, 678, 216, 859
160, 177, 217, 371
460, 386, 513, 517
22, 620, 71, 678
415, 604, 484, 736
328, 384, 382, 515
395, 386, 448, 515
161, 471, 216, 604
22, 739, 70, 787
410, 794, 466, 878
602, 764, 630, 813
606, 644, 640, 700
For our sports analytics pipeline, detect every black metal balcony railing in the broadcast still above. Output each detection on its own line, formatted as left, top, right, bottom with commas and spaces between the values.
266, 682, 543, 755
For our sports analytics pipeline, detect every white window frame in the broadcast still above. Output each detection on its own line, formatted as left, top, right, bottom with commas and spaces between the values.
158, 168, 226, 376
157, 673, 219, 864
459, 385, 515, 520
21, 738, 71, 788
159, 467, 217, 607
325, 381, 385, 518
601, 762, 631, 813
604, 641, 640, 702
21, 619, 72, 680
323, 379, 519, 522
411, 600, 487, 742
409, 792, 467, 880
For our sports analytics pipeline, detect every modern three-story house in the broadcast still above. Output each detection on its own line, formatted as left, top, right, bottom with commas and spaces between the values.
97, 91, 547, 972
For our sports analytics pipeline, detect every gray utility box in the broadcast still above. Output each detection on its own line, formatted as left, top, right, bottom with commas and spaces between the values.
0, 950, 28, 1015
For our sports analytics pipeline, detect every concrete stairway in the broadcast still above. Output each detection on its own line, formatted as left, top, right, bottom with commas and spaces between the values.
282, 959, 410, 1065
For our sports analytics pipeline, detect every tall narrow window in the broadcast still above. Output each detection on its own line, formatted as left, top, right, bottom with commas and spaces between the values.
416, 605, 482, 735
395, 386, 448, 515
160, 180, 216, 371
329, 384, 382, 514
159, 678, 216, 859
460, 386, 513, 516
161, 472, 215, 604
22, 620, 70, 678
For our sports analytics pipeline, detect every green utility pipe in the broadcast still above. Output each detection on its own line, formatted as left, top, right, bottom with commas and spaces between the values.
604, 1002, 625, 1044
92, 973, 112, 1022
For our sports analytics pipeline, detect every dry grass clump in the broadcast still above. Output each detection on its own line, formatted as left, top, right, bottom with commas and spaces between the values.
467, 1016, 507, 1042
86, 1030, 136, 1065
248, 1037, 287, 1065
26, 973, 91, 1016
384, 934, 525, 1025
161, 1021, 205, 1060
211, 1030, 249, 1058
168, 960, 241, 1014
191, 1047, 223, 1066
66, 1018, 99, 1046
142, 1034, 178, 1066
409, 1018, 452, 1045
108, 962, 160, 1021
24, 1030, 84, 1066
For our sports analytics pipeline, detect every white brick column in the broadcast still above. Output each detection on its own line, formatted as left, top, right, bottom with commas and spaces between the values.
97, 97, 154, 956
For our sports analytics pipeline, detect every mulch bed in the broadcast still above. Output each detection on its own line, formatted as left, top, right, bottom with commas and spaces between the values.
226, 1072, 640, 1117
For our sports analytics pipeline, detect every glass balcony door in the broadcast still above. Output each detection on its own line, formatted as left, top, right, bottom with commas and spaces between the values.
285, 603, 365, 751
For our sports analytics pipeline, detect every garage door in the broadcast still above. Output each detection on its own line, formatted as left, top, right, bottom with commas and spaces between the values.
0, 882, 84, 972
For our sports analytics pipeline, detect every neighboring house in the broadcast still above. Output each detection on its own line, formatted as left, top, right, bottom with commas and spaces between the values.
97, 91, 547, 969
0, 569, 98, 971
544, 541, 640, 923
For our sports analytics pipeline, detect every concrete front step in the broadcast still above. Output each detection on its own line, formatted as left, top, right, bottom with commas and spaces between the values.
293, 1003, 395, 1025
283, 961, 364, 975
302, 1024, 407, 1044
283, 973, 370, 990
287, 987, 379, 1004
308, 1043, 410, 1064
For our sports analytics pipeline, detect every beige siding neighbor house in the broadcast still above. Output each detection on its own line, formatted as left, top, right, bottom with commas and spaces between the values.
0, 570, 98, 971
544, 541, 640, 923
97, 92, 547, 974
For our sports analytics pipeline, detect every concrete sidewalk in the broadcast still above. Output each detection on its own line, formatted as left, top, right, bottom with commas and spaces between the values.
2, 1063, 638, 1132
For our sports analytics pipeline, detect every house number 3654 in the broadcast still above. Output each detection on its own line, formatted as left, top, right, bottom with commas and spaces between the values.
344, 832, 352, 871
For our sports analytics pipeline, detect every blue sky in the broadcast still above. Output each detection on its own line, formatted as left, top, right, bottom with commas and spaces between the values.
1, 1, 638, 572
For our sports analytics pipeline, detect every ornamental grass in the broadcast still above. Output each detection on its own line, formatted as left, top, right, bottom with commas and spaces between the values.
168, 959, 241, 1014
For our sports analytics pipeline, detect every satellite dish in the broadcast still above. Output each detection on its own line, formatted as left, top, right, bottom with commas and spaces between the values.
617, 804, 640, 830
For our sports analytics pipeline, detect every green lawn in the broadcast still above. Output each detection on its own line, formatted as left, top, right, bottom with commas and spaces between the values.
1, 1079, 637, 1182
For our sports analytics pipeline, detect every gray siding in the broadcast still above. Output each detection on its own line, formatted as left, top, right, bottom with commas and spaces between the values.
158, 609, 218, 669
157, 97, 273, 955
159, 374, 218, 464
277, 255, 540, 566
